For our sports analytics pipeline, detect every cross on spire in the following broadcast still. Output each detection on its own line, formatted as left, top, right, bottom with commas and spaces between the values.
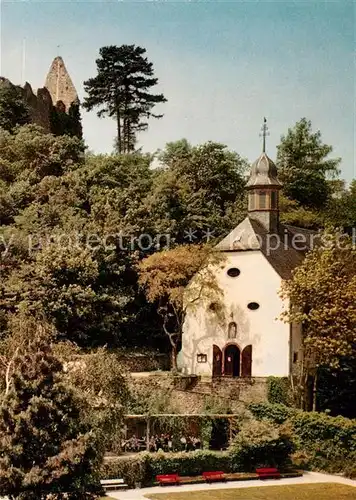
260, 117, 269, 153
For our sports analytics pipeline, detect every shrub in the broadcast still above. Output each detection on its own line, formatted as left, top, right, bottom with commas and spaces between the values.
100, 454, 148, 488
147, 450, 233, 477
344, 457, 356, 479
291, 411, 356, 450
267, 377, 292, 405
251, 403, 356, 475
101, 450, 235, 486
249, 402, 298, 424
229, 419, 296, 471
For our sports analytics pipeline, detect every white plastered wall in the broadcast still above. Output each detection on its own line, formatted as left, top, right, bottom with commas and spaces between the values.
179, 250, 292, 378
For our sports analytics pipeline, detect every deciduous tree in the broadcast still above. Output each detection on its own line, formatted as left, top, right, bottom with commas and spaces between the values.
277, 118, 341, 210
138, 244, 224, 370
0, 83, 30, 133
280, 229, 356, 409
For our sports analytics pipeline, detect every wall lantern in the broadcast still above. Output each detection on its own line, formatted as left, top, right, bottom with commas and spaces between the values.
197, 353, 207, 363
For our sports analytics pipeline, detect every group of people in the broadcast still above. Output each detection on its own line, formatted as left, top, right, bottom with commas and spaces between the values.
148, 434, 202, 453
122, 433, 202, 453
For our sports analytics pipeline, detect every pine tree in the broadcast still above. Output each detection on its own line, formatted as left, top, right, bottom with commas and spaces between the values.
0, 327, 102, 499
83, 45, 167, 153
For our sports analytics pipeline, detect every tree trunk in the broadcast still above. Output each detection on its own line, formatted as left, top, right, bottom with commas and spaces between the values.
312, 371, 318, 412
116, 105, 121, 153
171, 344, 178, 372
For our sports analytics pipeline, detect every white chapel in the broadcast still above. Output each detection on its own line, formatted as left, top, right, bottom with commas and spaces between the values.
178, 126, 314, 379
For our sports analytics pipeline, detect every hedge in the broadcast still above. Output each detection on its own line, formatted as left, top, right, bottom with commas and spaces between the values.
249, 402, 356, 476
101, 455, 148, 488
148, 450, 233, 477
100, 440, 294, 487
101, 450, 233, 487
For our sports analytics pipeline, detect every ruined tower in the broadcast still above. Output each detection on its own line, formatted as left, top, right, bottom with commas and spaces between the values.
44, 56, 78, 111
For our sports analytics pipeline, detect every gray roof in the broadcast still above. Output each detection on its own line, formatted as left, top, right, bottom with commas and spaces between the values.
215, 217, 318, 280
246, 152, 283, 188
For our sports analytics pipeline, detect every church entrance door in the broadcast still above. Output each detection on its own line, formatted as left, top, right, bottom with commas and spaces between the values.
212, 345, 222, 377
224, 345, 240, 377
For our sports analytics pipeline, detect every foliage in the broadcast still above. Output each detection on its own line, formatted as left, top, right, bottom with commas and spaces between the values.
101, 450, 233, 486
280, 229, 356, 408
276, 118, 341, 210
267, 377, 292, 406
250, 402, 356, 475
317, 357, 356, 418
62, 349, 130, 453
138, 244, 224, 369
101, 437, 298, 487
229, 419, 295, 471
83, 45, 166, 153
0, 126, 249, 350
0, 83, 30, 133
0, 135, 161, 348
147, 449, 233, 477
0, 323, 103, 499
153, 140, 248, 241
249, 403, 298, 424
50, 100, 83, 139
100, 454, 148, 488
323, 179, 356, 229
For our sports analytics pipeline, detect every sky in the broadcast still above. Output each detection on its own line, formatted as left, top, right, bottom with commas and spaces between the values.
0, 0, 354, 181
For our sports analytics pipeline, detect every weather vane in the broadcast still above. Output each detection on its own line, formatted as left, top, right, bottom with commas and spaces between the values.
260, 117, 270, 153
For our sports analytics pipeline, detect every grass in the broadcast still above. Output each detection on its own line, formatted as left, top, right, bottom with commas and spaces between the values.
145, 483, 356, 500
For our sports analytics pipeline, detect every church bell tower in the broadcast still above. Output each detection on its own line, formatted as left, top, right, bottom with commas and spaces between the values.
246, 118, 282, 233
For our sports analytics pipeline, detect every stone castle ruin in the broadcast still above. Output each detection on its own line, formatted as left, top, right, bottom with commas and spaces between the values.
0, 56, 81, 137
44, 56, 78, 112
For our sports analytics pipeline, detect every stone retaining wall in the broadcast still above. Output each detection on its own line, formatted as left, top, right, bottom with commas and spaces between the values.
128, 372, 268, 413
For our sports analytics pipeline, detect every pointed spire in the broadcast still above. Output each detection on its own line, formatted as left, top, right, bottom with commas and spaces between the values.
44, 56, 78, 111
260, 117, 269, 153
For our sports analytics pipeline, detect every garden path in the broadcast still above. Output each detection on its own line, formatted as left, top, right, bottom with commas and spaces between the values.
107, 471, 356, 500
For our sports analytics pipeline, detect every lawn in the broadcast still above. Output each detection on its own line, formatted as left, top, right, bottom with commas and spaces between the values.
145, 483, 356, 500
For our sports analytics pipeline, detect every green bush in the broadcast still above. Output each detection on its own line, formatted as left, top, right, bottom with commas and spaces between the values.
147, 450, 233, 477
344, 457, 356, 479
250, 402, 356, 475
229, 419, 296, 472
249, 402, 298, 424
100, 450, 234, 486
291, 411, 356, 449
100, 454, 148, 488
267, 377, 292, 405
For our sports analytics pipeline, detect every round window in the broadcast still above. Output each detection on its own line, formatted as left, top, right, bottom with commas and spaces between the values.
227, 268, 240, 278
247, 302, 260, 311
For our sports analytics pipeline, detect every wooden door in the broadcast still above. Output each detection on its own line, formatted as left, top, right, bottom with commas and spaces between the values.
224, 345, 240, 377
241, 345, 252, 377
212, 345, 222, 377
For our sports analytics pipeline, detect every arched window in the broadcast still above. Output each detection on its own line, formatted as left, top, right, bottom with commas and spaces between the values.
228, 322, 237, 339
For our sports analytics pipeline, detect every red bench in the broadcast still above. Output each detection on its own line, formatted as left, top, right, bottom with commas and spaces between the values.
156, 474, 181, 486
202, 471, 226, 483
256, 467, 281, 480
